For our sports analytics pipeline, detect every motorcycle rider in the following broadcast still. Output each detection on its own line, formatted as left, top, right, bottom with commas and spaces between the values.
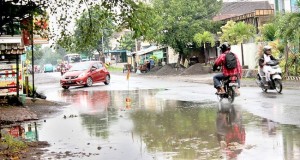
213, 42, 242, 95
258, 45, 277, 85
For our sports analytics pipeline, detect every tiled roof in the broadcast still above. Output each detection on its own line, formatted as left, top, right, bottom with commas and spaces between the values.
213, 1, 273, 21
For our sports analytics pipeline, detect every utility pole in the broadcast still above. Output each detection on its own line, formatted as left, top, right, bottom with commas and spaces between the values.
30, 3, 35, 98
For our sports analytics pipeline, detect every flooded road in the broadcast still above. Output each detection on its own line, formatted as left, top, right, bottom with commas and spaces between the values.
17, 73, 300, 159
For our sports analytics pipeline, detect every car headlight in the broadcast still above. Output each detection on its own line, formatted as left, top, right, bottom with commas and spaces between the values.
78, 72, 86, 77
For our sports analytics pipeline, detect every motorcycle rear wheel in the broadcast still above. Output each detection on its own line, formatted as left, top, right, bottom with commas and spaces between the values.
274, 79, 282, 93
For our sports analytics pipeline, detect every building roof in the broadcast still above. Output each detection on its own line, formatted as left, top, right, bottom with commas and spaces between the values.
213, 1, 273, 21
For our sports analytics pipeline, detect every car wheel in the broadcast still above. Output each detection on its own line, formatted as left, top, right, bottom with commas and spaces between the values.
62, 86, 69, 89
104, 75, 110, 85
86, 77, 93, 87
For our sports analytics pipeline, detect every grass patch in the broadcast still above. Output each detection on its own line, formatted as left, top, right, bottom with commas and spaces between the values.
0, 134, 27, 157
107, 66, 123, 72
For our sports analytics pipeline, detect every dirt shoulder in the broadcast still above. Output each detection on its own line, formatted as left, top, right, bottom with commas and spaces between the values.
0, 98, 69, 159
0, 98, 68, 124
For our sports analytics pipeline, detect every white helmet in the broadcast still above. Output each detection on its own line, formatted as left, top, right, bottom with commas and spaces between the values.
263, 45, 272, 53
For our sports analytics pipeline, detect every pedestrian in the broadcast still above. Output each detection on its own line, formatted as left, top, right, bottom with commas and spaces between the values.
146, 60, 150, 72
149, 58, 155, 69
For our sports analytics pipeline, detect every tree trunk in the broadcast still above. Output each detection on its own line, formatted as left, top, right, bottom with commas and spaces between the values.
241, 43, 244, 66
284, 44, 289, 77
295, 56, 298, 76
176, 53, 182, 68
204, 44, 207, 66
97, 50, 105, 62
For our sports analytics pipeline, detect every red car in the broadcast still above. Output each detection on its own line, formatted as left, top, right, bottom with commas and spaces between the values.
60, 61, 110, 89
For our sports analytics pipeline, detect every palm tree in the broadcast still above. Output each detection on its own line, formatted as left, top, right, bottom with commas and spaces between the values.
282, 12, 300, 76
193, 31, 215, 65
220, 21, 255, 66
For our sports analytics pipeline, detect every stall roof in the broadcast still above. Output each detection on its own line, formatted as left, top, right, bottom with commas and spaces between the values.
0, 35, 25, 55
133, 46, 158, 56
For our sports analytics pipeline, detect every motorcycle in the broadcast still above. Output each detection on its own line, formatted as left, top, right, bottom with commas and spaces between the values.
216, 75, 239, 103
61, 67, 66, 76
256, 60, 282, 93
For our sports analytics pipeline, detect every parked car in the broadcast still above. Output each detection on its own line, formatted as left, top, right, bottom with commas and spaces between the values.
44, 64, 54, 73
60, 61, 110, 89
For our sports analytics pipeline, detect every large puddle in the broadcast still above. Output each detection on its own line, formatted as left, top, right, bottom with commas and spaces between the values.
2, 89, 300, 159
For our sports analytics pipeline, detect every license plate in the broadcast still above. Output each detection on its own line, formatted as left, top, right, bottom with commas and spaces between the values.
67, 80, 72, 83
229, 83, 238, 86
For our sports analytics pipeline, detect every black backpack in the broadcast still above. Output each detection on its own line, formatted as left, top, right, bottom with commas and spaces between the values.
225, 52, 237, 69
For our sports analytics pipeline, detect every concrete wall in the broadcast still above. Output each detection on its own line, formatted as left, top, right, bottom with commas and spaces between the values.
166, 43, 259, 69
167, 47, 179, 64
231, 43, 258, 69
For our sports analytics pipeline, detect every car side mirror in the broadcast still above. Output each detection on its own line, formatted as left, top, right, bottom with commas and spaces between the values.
90, 67, 96, 71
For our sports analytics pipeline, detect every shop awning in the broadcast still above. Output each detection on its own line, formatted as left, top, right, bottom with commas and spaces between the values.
134, 46, 158, 56
0, 35, 25, 55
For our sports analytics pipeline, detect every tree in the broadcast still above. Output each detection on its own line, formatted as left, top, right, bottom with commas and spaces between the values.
118, 32, 136, 52
259, 23, 277, 42
145, 0, 222, 66
57, 5, 115, 61
277, 4, 300, 76
47, 0, 157, 43
220, 21, 256, 66
0, 0, 46, 35
193, 31, 215, 65
25, 45, 43, 62
1, 0, 155, 44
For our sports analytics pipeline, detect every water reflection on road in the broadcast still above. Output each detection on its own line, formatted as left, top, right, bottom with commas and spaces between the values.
31, 89, 300, 159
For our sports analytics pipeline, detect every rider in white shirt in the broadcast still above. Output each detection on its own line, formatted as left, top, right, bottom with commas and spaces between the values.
259, 45, 277, 83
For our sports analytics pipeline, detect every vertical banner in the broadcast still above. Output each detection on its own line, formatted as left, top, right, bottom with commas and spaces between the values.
33, 15, 49, 44
21, 14, 49, 46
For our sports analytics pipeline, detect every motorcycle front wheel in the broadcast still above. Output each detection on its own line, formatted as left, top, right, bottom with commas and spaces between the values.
274, 79, 282, 93
261, 87, 267, 92
227, 87, 235, 103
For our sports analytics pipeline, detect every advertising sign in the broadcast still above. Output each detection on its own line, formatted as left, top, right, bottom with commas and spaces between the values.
22, 14, 49, 46
153, 50, 164, 59
0, 64, 23, 96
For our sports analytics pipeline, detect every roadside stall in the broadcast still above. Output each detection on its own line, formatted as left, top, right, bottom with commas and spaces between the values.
0, 36, 25, 104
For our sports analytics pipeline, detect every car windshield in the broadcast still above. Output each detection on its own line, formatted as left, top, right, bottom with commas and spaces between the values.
69, 62, 90, 71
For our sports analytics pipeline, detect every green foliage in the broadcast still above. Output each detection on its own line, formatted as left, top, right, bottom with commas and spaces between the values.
118, 32, 136, 51
220, 21, 255, 45
119, 2, 157, 39
0, 134, 27, 155
0, 0, 46, 36
193, 31, 215, 48
146, 0, 222, 57
58, 5, 115, 56
259, 23, 277, 42
47, 0, 157, 44
25, 45, 61, 66
273, 11, 300, 76
25, 45, 43, 61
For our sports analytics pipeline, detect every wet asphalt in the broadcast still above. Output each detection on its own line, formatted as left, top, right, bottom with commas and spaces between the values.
24, 71, 300, 160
